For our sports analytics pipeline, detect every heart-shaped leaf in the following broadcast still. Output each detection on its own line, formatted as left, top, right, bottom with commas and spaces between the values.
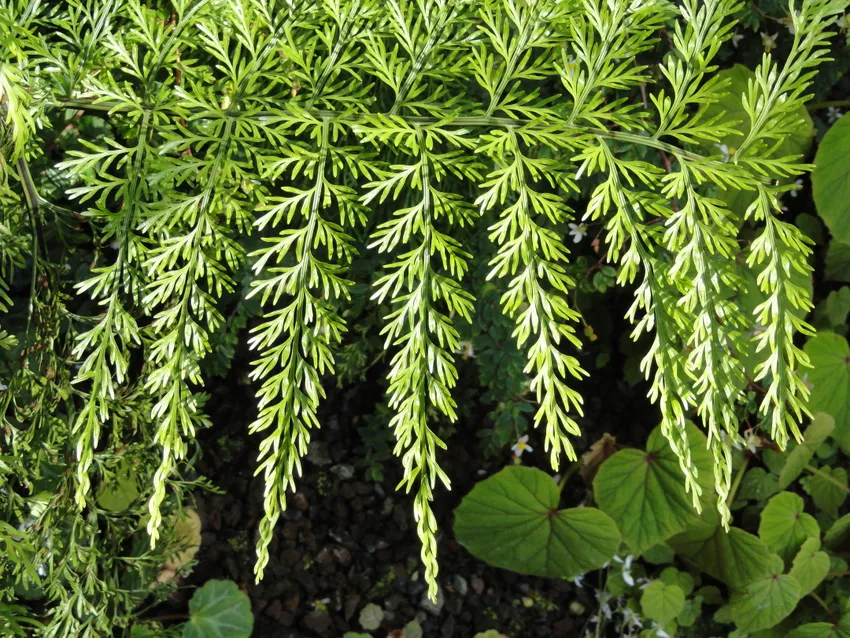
183, 580, 253, 638
813, 113, 850, 243
789, 537, 830, 598
788, 615, 850, 638
454, 466, 620, 578
759, 492, 819, 563
778, 414, 836, 489
641, 581, 685, 626
801, 466, 848, 514
594, 422, 714, 555
804, 333, 850, 450
668, 507, 772, 589
731, 557, 801, 633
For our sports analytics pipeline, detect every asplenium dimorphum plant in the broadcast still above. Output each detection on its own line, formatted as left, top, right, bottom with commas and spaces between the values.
1, 0, 846, 601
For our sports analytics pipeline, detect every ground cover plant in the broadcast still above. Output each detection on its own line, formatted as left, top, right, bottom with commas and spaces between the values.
3, 0, 850, 635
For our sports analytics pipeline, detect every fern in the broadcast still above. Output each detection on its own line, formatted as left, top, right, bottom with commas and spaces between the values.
2, 0, 848, 607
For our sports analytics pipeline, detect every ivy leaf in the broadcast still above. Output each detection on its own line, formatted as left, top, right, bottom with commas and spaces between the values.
788, 615, 850, 638
593, 423, 713, 555
801, 467, 848, 514
183, 580, 253, 638
804, 333, 850, 450
731, 556, 801, 633
668, 507, 772, 588
454, 466, 620, 578
789, 537, 830, 598
813, 114, 850, 243
759, 492, 820, 563
778, 414, 836, 489
641, 581, 685, 626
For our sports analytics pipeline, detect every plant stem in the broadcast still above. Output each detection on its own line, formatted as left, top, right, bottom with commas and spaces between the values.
810, 592, 836, 624
805, 464, 850, 495
557, 462, 582, 493
807, 99, 850, 110
726, 456, 750, 508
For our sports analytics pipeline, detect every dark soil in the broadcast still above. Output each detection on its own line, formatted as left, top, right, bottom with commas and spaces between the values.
156, 289, 654, 638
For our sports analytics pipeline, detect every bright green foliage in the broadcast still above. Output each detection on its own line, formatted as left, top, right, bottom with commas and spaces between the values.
593, 422, 714, 555
788, 537, 830, 598
813, 112, 850, 242
759, 491, 820, 562
730, 556, 801, 633
453, 465, 620, 578
2, 0, 850, 617
183, 579, 253, 638
641, 580, 686, 626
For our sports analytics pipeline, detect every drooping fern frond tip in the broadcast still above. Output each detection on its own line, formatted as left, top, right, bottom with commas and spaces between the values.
2, 0, 847, 603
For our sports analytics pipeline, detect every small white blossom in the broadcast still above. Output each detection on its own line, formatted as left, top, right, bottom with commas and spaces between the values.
595, 591, 613, 621
654, 624, 672, 638
0, 383, 7, 391
454, 340, 476, 359
621, 606, 643, 630
512, 435, 533, 457
802, 372, 814, 391
838, 14, 848, 30
572, 574, 584, 588
828, 107, 844, 124
568, 222, 587, 243
731, 32, 744, 48
789, 178, 804, 197
761, 32, 778, 52
714, 143, 734, 163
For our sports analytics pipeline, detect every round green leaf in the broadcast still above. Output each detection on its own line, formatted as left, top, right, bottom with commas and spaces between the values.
788, 615, 850, 638
183, 580, 253, 638
789, 537, 830, 598
454, 466, 620, 578
740, 467, 780, 501
778, 415, 835, 490
802, 467, 848, 514
641, 581, 685, 626
759, 492, 820, 562
804, 333, 850, 450
731, 560, 801, 634
813, 114, 850, 243
668, 506, 772, 589
96, 462, 139, 512
825, 513, 850, 549
594, 422, 714, 555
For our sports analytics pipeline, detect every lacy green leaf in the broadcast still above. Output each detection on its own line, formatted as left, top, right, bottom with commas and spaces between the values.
454, 466, 620, 578
759, 492, 820, 563
813, 114, 850, 243
593, 422, 714, 555
804, 333, 850, 449
789, 537, 830, 598
640, 581, 685, 626
183, 580, 253, 638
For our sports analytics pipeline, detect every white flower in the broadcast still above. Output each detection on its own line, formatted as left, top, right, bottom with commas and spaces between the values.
512, 435, 533, 457
714, 143, 734, 163
761, 32, 778, 52
454, 340, 476, 359
568, 222, 587, 243
827, 107, 844, 124
621, 606, 643, 630
731, 32, 744, 48
654, 625, 672, 638
838, 14, 848, 30
0, 383, 7, 391
572, 574, 584, 588
595, 590, 613, 620
746, 432, 761, 455
614, 554, 636, 586
789, 178, 804, 197
802, 372, 814, 391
